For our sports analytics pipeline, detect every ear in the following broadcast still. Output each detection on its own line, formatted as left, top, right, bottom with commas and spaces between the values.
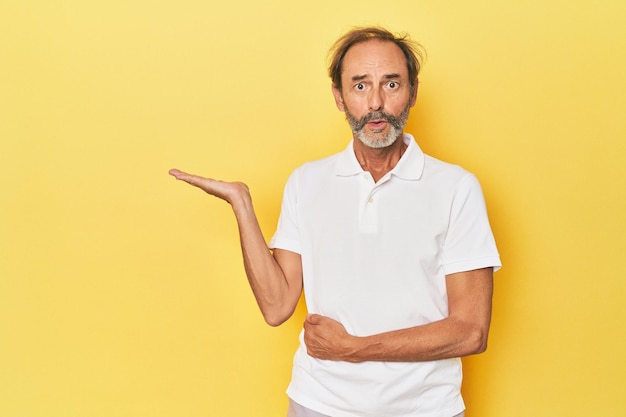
409, 79, 419, 107
331, 84, 345, 111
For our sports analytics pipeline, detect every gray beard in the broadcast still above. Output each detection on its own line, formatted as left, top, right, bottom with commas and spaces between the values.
345, 105, 410, 149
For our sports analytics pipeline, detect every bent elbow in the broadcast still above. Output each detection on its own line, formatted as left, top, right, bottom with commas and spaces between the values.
469, 328, 489, 355
264, 313, 288, 327
473, 339, 488, 355
261, 306, 295, 327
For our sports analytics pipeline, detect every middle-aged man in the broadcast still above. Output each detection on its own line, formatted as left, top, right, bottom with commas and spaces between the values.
170, 26, 501, 417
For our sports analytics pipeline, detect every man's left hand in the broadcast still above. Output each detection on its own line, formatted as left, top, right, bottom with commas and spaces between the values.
303, 314, 360, 362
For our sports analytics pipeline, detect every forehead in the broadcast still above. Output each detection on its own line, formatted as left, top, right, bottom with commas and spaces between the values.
341, 40, 408, 79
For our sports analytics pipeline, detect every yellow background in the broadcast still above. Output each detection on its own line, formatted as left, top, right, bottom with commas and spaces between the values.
1, 0, 625, 416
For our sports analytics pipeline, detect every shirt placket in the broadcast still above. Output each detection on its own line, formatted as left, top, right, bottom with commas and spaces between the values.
358, 172, 390, 234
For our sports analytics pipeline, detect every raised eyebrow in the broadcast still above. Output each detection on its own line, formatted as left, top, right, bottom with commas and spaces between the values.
350, 73, 402, 83
351, 74, 369, 82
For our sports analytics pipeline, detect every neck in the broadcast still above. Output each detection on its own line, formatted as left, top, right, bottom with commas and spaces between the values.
354, 135, 407, 182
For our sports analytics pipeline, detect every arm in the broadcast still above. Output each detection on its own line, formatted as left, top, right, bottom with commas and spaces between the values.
303, 267, 493, 362
169, 169, 303, 326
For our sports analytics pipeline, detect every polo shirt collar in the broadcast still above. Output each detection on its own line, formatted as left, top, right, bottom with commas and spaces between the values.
334, 133, 425, 180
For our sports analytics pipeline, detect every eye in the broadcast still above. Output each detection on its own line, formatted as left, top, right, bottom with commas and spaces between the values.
355, 83, 365, 91
388, 81, 399, 89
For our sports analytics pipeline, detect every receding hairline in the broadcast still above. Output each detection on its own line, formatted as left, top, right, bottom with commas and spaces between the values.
341, 39, 412, 79
327, 27, 425, 92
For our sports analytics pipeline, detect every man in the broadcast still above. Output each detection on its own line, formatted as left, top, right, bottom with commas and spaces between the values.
170, 27, 500, 417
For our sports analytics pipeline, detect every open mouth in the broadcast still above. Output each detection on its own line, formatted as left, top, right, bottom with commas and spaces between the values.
367, 120, 388, 130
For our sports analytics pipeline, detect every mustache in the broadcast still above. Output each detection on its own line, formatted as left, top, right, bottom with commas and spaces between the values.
348, 110, 406, 131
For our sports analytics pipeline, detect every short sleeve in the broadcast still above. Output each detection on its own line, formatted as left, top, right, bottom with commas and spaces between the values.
441, 174, 501, 275
269, 170, 302, 254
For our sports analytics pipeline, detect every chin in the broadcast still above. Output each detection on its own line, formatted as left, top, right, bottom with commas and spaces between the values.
356, 130, 401, 149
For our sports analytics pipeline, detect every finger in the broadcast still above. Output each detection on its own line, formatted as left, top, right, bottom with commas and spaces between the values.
169, 169, 193, 184
305, 313, 323, 325
303, 318, 317, 336
169, 168, 199, 182
168, 170, 241, 203
169, 169, 209, 188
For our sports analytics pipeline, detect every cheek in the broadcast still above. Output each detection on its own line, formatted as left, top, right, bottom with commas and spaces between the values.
342, 96, 369, 116
388, 94, 412, 112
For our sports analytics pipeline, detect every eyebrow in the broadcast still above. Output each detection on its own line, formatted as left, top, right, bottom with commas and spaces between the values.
350, 73, 402, 82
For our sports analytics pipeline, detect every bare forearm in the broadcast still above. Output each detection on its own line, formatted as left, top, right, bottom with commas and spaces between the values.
344, 317, 488, 363
231, 194, 300, 325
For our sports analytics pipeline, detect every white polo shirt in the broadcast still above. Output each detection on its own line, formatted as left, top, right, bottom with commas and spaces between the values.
269, 134, 501, 417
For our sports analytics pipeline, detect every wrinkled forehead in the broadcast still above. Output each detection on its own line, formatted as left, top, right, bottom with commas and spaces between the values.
341, 40, 409, 79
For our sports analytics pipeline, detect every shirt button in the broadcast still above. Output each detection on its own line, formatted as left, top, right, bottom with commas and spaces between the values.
368, 197, 374, 203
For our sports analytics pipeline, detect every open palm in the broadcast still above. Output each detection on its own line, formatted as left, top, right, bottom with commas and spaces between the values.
168, 168, 250, 205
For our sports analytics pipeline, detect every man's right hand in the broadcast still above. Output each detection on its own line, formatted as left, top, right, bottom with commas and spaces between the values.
169, 168, 250, 206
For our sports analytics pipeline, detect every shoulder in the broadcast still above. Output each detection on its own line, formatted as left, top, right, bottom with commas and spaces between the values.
286, 149, 347, 187
401, 134, 472, 186
421, 154, 476, 187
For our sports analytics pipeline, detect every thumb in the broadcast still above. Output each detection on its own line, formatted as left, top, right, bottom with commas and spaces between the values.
306, 313, 322, 324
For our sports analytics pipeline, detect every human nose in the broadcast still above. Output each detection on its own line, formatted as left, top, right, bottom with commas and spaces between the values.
368, 86, 384, 111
